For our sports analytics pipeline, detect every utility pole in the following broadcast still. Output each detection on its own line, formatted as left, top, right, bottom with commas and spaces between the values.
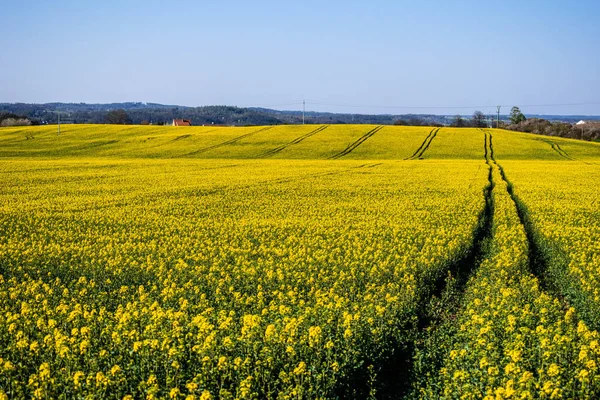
496, 106, 501, 129
302, 100, 305, 125
57, 111, 60, 136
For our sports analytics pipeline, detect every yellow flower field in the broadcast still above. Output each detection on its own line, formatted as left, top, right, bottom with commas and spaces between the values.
1, 124, 599, 399
0, 155, 485, 398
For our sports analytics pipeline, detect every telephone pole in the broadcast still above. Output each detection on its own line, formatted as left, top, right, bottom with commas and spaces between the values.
496, 106, 501, 129
302, 100, 305, 125
57, 111, 60, 136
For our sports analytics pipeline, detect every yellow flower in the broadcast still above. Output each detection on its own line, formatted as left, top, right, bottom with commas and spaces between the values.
39, 362, 50, 380
73, 371, 85, 387
508, 349, 521, 363
579, 348, 589, 362
308, 326, 322, 347
504, 379, 515, 397
293, 362, 306, 375
199, 391, 212, 400
542, 381, 554, 395
564, 307, 575, 323
264, 324, 276, 341
110, 365, 121, 376
286, 346, 295, 357
519, 370, 533, 384
547, 363, 560, 377
186, 382, 198, 393
29, 341, 39, 353
96, 372, 108, 387
3, 361, 15, 372
504, 363, 518, 375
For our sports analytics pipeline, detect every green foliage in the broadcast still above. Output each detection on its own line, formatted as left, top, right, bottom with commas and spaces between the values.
105, 109, 132, 124
510, 106, 526, 124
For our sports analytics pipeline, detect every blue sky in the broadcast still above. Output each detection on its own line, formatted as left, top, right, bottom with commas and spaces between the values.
1, 0, 599, 115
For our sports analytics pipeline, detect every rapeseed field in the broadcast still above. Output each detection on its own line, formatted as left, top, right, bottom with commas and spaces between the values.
1, 124, 599, 399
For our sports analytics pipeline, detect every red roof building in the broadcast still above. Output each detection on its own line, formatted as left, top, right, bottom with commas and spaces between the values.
172, 119, 191, 126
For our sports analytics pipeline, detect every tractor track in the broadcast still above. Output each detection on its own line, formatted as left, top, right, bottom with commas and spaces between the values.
485, 129, 568, 300
405, 128, 440, 160
260, 125, 328, 158
540, 138, 574, 160
329, 126, 384, 159
241, 162, 383, 186
537, 138, 595, 165
396, 134, 496, 399
169, 134, 192, 142
185, 162, 384, 198
406, 128, 435, 160
142, 129, 221, 151
183, 126, 272, 156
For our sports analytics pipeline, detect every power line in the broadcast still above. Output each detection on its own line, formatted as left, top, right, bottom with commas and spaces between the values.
229, 99, 600, 111
305, 99, 600, 111
241, 102, 302, 109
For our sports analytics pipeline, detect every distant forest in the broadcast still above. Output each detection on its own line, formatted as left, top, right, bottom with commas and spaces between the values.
0, 102, 452, 126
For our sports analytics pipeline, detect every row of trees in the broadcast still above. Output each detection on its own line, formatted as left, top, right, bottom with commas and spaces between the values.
506, 118, 600, 141
0, 112, 33, 127
450, 111, 491, 128
503, 106, 600, 141
449, 106, 526, 128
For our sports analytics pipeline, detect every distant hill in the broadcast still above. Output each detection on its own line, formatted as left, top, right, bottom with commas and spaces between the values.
1, 102, 599, 127
0, 102, 450, 126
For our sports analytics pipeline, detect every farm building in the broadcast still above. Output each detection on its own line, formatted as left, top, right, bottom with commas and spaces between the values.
172, 119, 192, 126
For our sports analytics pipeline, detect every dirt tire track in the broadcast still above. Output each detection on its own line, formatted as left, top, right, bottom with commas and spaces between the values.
183, 126, 273, 156
186, 162, 385, 199
488, 131, 571, 300
329, 125, 384, 159
170, 134, 192, 142
416, 128, 440, 159
406, 128, 440, 160
405, 128, 436, 160
260, 125, 328, 158
405, 134, 496, 398
539, 138, 574, 160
